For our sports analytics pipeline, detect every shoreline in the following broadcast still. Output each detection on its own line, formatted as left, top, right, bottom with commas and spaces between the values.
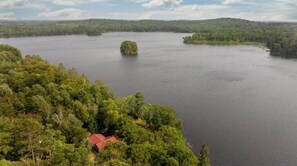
184, 40, 267, 48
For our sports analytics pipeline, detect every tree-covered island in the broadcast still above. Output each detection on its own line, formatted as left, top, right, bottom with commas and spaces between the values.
120, 41, 138, 56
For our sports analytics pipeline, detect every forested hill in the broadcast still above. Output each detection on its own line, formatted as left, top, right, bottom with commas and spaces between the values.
0, 18, 296, 38
0, 44, 211, 165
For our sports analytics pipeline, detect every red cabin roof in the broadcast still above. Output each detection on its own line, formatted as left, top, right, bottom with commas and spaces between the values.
88, 134, 117, 150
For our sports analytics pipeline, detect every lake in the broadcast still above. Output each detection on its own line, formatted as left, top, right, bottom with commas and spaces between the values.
1, 32, 297, 166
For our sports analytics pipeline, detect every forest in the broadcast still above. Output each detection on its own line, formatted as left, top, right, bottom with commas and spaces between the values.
0, 18, 296, 58
183, 19, 297, 58
0, 44, 211, 166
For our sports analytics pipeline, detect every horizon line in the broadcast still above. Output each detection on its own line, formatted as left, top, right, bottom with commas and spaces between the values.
0, 17, 297, 23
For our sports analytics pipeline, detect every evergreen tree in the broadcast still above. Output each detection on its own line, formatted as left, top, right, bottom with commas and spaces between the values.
199, 144, 211, 166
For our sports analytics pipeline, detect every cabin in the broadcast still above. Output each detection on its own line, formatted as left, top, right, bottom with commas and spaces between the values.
88, 134, 117, 150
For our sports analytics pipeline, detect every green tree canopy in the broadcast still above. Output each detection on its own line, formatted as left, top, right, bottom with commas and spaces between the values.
120, 41, 138, 56
0, 45, 22, 62
0, 45, 204, 165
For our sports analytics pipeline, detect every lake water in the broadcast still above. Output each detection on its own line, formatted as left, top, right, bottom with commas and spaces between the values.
1, 32, 297, 166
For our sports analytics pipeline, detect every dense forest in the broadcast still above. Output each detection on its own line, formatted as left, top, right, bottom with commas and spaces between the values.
0, 18, 297, 58
0, 18, 288, 37
182, 19, 297, 58
0, 44, 211, 165
0, 19, 255, 37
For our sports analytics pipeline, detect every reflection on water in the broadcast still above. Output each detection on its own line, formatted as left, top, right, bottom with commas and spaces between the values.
1, 32, 297, 166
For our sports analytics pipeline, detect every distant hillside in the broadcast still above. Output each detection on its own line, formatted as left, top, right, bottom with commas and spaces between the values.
0, 18, 296, 38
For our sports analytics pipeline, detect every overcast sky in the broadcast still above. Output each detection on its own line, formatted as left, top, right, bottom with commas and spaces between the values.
0, 0, 296, 21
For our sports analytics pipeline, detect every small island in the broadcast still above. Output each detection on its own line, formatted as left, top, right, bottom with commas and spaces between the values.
120, 40, 138, 56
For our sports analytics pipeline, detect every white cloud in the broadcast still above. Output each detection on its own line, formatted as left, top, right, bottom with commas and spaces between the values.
175, 4, 228, 12
52, 0, 106, 6
38, 8, 84, 18
0, 0, 296, 21
105, 4, 228, 20
130, 0, 182, 8
222, 0, 241, 5
102, 2, 295, 22
53, 0, 76, 6
27, 3, 49, 10
0, 0, 26, 8
0, 0, 47, 10
130, 0, 148, 3
0, 12, 16, 19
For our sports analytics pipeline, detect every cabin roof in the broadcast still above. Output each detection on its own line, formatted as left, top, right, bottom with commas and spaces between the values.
88, 134, 117, 150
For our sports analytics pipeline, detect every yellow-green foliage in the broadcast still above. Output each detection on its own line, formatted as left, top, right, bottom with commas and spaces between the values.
0, 45, 22, 61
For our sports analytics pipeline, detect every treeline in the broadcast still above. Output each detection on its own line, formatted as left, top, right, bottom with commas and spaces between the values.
0, 19, 212, 37
1, 18, 297, 58
183, 19, 297, 58
0, 21, 102, 37
0, 18, 293, 37
0, 45, 211, 166
0, 20, 190, 37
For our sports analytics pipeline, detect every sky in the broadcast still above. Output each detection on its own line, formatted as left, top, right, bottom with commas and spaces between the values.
0, 0, 296, 21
